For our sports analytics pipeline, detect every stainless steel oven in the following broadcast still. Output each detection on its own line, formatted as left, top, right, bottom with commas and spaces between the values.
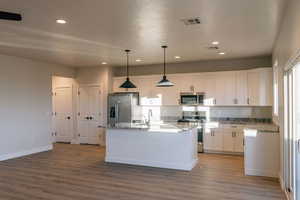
180, 92, 205, 105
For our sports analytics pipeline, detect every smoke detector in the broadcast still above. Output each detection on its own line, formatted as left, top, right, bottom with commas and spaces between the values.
182, 17, 201, 25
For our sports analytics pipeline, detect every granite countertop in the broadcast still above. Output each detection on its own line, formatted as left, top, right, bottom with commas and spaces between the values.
203, 121, 279, 132
107, 122, 198, 133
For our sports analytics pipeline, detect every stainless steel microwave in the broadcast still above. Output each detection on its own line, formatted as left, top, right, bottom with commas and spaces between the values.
180, 92, 205, 105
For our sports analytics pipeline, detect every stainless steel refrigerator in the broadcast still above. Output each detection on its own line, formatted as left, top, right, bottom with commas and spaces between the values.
108, 92, 139, 125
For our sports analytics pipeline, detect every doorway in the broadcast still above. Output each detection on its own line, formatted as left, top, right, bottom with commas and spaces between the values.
52, 76, 76, 143
284, 62, 300, 200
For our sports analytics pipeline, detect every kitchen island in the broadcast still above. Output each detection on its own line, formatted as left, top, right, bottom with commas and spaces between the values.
105, 123, 198, 171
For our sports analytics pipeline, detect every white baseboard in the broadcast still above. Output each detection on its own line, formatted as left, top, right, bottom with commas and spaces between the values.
105, 156, 198, 171
0, 144, 53, 161
245, 168, 279, 178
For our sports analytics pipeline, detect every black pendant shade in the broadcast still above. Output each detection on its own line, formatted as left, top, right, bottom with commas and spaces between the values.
157, 45, 174, 87
119, 49, 137, 89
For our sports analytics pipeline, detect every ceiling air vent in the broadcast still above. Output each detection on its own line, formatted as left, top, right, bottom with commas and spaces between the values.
206, 46, 219, 50
182, 17, 201, 25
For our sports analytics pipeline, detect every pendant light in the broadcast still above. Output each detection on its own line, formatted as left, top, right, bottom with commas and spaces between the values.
119, 49, 137, 88
156, 45, 174, 87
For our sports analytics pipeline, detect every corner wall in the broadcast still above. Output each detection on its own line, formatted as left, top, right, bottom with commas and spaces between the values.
0, 54, 75, 161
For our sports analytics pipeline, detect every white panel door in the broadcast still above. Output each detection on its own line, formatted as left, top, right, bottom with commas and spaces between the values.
78, 86, 102, 144
53, 87, 73, 142
88, 86, 101, 144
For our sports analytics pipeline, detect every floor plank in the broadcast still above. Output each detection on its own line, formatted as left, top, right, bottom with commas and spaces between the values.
0, 144, 286, 200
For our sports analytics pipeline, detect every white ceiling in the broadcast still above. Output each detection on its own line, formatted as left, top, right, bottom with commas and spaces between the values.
0, 0, 286, 67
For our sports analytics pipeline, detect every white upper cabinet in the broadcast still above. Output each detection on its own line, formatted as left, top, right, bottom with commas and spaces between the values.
247, 68, 273, 106
202, 74, 217, 105
215, 72, 236, 105
112, 68, 273, 106
236, 71, 248, 105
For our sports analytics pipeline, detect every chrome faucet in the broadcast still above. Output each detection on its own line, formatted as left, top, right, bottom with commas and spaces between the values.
145, 109, 153, 125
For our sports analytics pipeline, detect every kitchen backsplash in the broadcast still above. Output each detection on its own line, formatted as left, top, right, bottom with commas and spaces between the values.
133, 105, 273, 122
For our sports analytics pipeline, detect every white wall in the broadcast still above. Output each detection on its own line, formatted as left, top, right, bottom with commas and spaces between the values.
272, 0, 300, 188
0, 54, 75, 160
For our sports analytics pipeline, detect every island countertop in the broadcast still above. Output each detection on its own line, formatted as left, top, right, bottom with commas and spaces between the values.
105, 123, 198, 171
107, 122, 198, 133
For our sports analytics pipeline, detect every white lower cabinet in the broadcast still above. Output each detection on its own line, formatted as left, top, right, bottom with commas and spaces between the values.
204, 127, 244, 154
204, 128, 223, 151
223, 131, 235, 152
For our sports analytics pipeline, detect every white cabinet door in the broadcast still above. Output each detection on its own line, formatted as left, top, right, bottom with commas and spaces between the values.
211, 129, 223, 151
215, 72, 236, 105
234, 131, 244, 153
236, 71, 248, 105
247, 68, 273, 106
78, 86, 102, 144
223, 131, 235, 152
247, 71, 261, 105
204, 129, 213, 150
53, 87, 73, 143
203, 75, 217, 105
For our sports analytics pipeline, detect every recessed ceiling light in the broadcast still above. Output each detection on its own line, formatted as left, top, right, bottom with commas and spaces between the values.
136, 59, 142, 62
174, 56, 181, 59
219, 52, 226, 55
101, 62, 107, 65
56, 19, 67, 24
212, 41, 219, 45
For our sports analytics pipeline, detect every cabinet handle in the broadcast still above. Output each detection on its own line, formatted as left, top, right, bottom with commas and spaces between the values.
298, 139, 300, 153
233, 98, 238, 104
247, 97, 250, 105
214, 99, 217, 105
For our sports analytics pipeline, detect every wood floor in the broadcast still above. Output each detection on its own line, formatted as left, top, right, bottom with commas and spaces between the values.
0, 144, 285, 200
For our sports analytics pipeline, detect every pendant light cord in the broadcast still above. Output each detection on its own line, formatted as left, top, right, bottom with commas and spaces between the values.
163, 47, 166, 76
125, 49, 130, 79
162, 45, 167, 77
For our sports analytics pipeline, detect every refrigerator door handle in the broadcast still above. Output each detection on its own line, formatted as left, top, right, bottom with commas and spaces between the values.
115, 103, 119, 123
